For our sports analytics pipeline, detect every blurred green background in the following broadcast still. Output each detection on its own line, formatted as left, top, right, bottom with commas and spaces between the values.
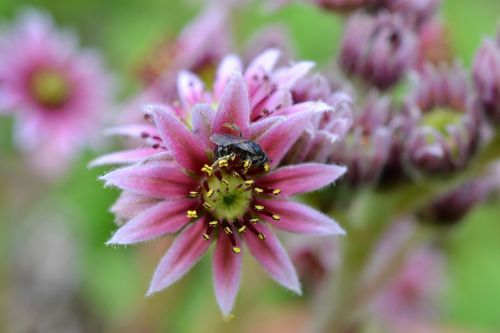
1, 0, 500, 332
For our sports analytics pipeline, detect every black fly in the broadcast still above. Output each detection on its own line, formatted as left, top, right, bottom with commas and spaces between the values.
210, 133, 269, 171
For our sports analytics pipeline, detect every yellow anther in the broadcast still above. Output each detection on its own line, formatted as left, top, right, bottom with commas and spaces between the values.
206, 189, 214, 198
272, 189, 281, 195
254, 187, 264, 194
258, 233, 266, 240
263, 163, 270, 172
254, 205, 264, 211
218, 159, 229, 168
202, 202, 213, 210
189, 191, 199, 197
187, 210, 198, 218
201, 164, 213, 175
224, 226, 233, 235
250, 218, 259, 224
209, 220, 218, 226
202, 233, 211, 240
244, 180, 254, 186
232, 247, 241, 254
238, 226, 247, 233
272, 214, 281, 221
221, 179, 230, 186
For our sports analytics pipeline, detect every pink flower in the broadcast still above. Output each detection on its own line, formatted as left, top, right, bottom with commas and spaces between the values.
98, 73, 346, 316
0, 9, 112, 175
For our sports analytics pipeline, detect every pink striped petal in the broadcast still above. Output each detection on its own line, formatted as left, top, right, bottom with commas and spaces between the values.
245, 49, 281, 81
213, 232, 242, 317
256, 163, 346, 196
150, 104, 209, 172
249, 116, 285, 139
245, 223, 301, 294
192, 104, 215, 151
110, 192, 160, 223
213, 72, 250, 137
177, 70, 208, 109
258, 199, 345, 236
104, 124, 159, 139
88, 148, 159, 167
273, 101, 333, 117
147, 219, 211, 295
107, 199, 194, 244
214, 54, 243, 99
274, 61, 315, 89
257, 112, 315, 167
100, 163, 196, 199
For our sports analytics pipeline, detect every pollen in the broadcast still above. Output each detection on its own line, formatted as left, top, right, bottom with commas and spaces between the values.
187, 210, 198, 219
254, 205, 265, 211
263, 163, 270, 173
232, 247, 241, 254
201, 164, 213, 175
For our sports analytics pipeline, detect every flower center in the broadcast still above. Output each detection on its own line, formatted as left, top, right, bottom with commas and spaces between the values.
29, 68, 71, 109
421, 107, 462, 136
185, 157, 281, 254
203, 170, 253, 221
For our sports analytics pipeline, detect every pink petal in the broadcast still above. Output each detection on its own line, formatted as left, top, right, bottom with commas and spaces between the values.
110, 192, 160, 223
104, 124, 159, 139
213, 72, 250, 137
150, 104, 209, 172
177, 70, 208, 109
213, 232, 242, 317
249, 116, 285, 139
245, 49, 281, 81
256, 163, 346, 196
107, 199, 194, 244
258, 199, 345, 236
214, 54, 243, 99
244, 223, 301, 294
147, 219, 211, 295
274, 61, 315, 89
88, 148, 160, 167
192, 103, 215, 151
273, 101, 333, 117
257, 112, 315, 167
100, 162, 197, 199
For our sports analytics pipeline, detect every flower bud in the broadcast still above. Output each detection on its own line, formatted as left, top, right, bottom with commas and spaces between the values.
403, 63, 481, 174
339, 11, 418, 90
472, 37, 500, 123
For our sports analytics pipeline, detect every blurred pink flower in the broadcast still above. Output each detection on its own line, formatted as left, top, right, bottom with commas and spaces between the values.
98, 73, 346, 317
0, 9, 112, 175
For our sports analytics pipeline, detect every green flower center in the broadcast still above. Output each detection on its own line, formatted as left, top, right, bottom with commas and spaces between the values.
203, 171, 253, 221
29, 68, 71, 109
421, 107, 462, 136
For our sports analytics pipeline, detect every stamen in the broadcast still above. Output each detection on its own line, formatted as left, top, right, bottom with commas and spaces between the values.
209, 220, 218, 226
202, 202, 213, 211
272, 214, 281, 221
258, 233, 266, 240
232, 247, 241, 254
224, 226, 233, 235
250, 218, 259, 224
189, 191, 199, 197
272, 189, 281, 195
254, 187, 264, 194
206, 189, 214, 198
201, 164, 213, 175
244, 180, 254, 186
202, 233, 211, 240
187, 210, 198, 219
254, 204, 265, 212
238, 225, 247, 233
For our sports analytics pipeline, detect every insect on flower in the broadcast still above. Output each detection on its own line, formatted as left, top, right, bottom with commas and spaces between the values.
210, 125, 270, 173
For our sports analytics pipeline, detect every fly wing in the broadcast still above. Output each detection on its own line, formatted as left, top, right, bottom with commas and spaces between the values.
210, 133, 249, 146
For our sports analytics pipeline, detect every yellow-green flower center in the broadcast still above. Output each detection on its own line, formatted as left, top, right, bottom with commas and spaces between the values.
29, 68, 71, 109
421, 107, 462, 136
203, 170, 253, 221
